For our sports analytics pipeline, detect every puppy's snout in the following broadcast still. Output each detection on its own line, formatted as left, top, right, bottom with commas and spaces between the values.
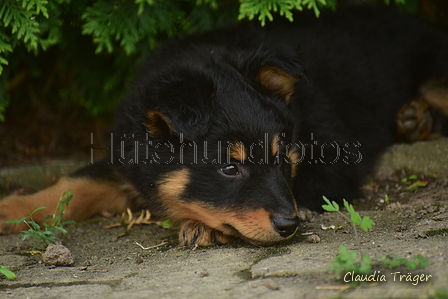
272, 216, 300, 238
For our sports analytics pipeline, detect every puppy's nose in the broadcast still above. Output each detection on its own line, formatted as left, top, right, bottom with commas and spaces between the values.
272, 216, 300, 238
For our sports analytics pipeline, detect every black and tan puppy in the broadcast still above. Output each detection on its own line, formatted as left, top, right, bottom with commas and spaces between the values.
1, 6, 448, 247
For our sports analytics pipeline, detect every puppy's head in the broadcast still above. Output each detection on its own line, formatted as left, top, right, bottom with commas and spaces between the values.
118, 43, 306, 246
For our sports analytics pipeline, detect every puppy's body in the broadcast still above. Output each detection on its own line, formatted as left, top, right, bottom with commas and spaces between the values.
1, 6, 448, 246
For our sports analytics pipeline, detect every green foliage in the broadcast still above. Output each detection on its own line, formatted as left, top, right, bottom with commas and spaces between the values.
0, 0, 235, 120
400, 174, 429, 191
161, 219, 175, 229
0, 0, 421, 121
5, 189, 76, 249
238, 0, 328, 25
323, 196, 429, 285
322, 196, 375, 246
81, 1, 187, 55
238, 0, 412, 25
401, 174, 418, 183
380, 254, 429, 270
328, 245, 372, 280
0, 0, 62, 69
407, 180, 429, 191
427, 288, 448, 299
384, 0, 406, 5
328, 246, 429, 285
0, 266, 17, 280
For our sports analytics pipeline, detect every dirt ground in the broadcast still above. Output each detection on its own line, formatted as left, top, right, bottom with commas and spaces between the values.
0, 139, 447, 299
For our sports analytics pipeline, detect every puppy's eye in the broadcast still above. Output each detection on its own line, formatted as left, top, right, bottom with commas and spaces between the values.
220, 164, 239, 176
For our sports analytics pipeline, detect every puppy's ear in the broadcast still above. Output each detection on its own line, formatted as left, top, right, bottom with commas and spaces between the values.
144, 109, 177, 139
254, 45, 307, 103
143, 74, 214, 140
257, 65, 300, 103
144, 107, 212, 141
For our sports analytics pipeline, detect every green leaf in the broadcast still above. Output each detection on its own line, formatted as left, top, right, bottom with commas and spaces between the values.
359, 216, 376, 232
22, 230, 39, 238
380, 254, 428, 270
343, 259, 357, 272
350, 212, 362, 226
20, 233, 29, 242
0, 266, 17, 280
358, 254, 372, 274
30, 206, 48, 214
162, 219, 175, 229
42, 230, 54, 236
344, 200, 362, 226
406, 180, 428, 191
27, 221, 41, 231
337, 245, 356, 261
238, 0, 325, 26
5, 216, 30, 225
405, 260, 417, 270
343, 199, 355, 214
322, 196, 339, 211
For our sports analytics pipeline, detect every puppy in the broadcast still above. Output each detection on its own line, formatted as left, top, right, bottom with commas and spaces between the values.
1, 6, 447, 247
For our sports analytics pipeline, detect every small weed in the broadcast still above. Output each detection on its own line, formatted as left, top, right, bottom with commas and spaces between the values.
406, 180, 429, 191
6, 190, 76, 249
427, 288, 448, 299
400, 174, 428, 191
401, 174, 418, 183
380, 254, 429, 270
322, 196, 428, 285
328, 245, 372, 280
322, 196, 375, 247
0, 266, 16, 280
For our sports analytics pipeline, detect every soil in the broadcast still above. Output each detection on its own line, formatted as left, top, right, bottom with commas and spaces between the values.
0, 139, 448, 299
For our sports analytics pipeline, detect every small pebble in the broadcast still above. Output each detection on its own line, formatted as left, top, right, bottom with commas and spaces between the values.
43, 244, 75, 266
306, 234, 320, 243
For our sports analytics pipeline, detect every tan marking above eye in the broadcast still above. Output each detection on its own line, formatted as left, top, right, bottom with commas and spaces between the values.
229, 141, 247, 162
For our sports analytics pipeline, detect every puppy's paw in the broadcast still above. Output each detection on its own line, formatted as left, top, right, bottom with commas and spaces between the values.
179, 220, 231, 247
397, 98, 436, 142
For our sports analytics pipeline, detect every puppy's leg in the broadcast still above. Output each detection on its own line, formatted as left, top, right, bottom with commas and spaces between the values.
0, 161, 141, 234
179, 220, 232, 247
397, 81, 448, 142
397, 98, 437, 142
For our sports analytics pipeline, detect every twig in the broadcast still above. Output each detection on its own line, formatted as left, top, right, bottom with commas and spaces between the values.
135, 241, 168, 250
